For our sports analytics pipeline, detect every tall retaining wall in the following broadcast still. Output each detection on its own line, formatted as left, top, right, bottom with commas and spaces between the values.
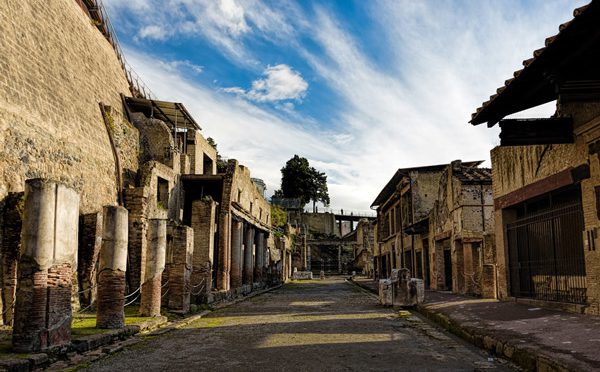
0, 0, 139, 213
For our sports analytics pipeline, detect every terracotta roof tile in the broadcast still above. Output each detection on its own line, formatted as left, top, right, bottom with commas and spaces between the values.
470, 1, 596, 125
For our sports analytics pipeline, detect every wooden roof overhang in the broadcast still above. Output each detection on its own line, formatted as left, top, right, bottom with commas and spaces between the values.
471, 2, 600, 127
124, 96, 201, 131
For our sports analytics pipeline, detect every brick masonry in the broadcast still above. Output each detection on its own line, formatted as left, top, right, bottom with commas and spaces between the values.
96, 270, 125, 329
191, 200, 216, 298
166, 226, 193, 312
491, 101, 600, 312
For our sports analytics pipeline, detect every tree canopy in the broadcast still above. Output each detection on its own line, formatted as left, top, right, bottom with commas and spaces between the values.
276, 155, 330, 212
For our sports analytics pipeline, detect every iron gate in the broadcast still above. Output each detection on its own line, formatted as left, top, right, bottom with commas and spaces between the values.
507, 202, 587, 304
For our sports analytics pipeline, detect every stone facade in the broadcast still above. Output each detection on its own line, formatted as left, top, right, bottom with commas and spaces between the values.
371, 161, 492, 298
351, 219, 376, 276
429, 161, 495, 297
372, 165, 453, 281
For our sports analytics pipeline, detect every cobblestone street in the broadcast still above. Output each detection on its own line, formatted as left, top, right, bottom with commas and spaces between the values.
85, 278, 513, 371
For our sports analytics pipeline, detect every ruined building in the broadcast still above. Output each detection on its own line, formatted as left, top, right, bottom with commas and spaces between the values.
371, 163, 476, 282
370, 161, 491, 291
470, 1, 600, 313
430, 161, 495, 298
345, 219, 376, 277
0, 0, 275, 352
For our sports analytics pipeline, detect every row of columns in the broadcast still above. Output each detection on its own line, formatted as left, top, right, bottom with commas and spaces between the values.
228, 218, 268, 291
9, 180, 272, 352
11, 180, 173, 352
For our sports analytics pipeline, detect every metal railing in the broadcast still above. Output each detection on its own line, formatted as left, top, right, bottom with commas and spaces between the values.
507, 202, 587, 304
83, 0, 156, 100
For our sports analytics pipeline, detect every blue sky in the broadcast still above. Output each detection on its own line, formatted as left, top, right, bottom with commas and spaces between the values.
104, 0, 587, 213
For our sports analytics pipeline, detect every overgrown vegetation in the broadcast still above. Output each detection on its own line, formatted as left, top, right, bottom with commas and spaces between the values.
271, 205, 287, 228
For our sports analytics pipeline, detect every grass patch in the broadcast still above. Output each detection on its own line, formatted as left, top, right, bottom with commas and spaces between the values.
187, 316, 224, 329
0, 341, 30, 359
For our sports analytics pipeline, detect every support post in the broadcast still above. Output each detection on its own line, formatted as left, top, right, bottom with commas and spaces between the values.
243, 225, 254, 287
96, 206, 128, 328
140, 219, 166, 317
12, 180, 79, 352
230, 219, 243, 289
167, 225, 193, 313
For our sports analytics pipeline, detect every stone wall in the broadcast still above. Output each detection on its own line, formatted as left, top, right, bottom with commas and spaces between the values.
187, 131, 217, 175
410, 171, 443, 222
0, 0, 139, 213
288, 212, 337, 237
490, 100, 600, 310
229, 162, 271, 228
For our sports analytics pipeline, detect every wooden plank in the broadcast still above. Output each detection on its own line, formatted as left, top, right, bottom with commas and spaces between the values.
494, 167, 575, 210
499, 118, 574, 146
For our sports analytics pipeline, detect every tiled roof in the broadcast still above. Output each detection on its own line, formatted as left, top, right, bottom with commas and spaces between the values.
470, 1, 598, 126
454, 166, 492, 184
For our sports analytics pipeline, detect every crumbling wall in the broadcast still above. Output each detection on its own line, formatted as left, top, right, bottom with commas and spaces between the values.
490, 143, 582, 199
0, 0, 138, 213
229, 161, 271, 227
410, 171, 443, 222
130, 113, 175, 169
187, 131, 217, 175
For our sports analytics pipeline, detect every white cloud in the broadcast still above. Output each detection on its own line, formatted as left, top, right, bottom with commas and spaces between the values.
158, 60, 204, 74
136, 25, 168, 41
124, 48, 337, 204
225, 64, 308, 103
104, 0, 304, 67
110, 1, 587, 213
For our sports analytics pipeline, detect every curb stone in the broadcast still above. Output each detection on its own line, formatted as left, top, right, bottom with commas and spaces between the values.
348, 277, 584, 372
416, 303, 586, 372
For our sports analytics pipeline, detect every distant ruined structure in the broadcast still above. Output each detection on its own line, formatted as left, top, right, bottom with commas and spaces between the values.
371, 161, 496, 298
0, 0, 285, 352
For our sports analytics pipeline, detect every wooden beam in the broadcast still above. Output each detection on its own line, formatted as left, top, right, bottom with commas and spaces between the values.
494, 164, 589, 210
499, 118, 573, 146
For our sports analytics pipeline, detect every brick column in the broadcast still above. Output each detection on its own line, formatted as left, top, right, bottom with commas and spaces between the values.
123, 187, 148, 293
191, 199, 216, 296
463, 243, 474, 295
243, 225, 254, 286
254, 231, 264, 283
140, 219, 166, 317
167, 226, 193, 313
12, 179, 79, 352
230, 219, 243, 289
216, 212, 231, 291
1, 192, 23, 325
96, 206, 128, 329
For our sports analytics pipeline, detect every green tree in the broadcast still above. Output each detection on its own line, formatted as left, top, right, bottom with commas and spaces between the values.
279, 155, 330, 212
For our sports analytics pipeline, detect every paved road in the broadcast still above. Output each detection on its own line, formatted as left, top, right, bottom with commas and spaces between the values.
86, 278, 513, 371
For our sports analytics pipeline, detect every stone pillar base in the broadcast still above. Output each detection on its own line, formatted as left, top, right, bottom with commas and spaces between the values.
96, 270, 125, 328
140, 275, 162, 317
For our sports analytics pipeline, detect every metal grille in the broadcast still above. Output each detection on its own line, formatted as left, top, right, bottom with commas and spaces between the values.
507, 202, 587, 304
